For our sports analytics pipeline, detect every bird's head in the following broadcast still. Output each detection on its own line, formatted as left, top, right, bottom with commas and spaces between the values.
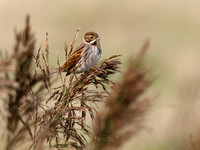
83, 32, 100, 45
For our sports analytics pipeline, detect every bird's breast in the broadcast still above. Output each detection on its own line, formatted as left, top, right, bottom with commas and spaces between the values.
84, 45, 101, 67
74, 45, 102, 73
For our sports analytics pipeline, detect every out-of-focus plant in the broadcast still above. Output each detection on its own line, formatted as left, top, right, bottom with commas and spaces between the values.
89, 39, 153, 150
0, 15, 47, 150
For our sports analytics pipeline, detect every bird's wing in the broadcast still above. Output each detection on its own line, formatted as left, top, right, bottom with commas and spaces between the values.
59, 44, 84, 73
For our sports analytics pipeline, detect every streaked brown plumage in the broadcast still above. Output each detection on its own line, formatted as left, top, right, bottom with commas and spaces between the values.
50, 32, 102, 76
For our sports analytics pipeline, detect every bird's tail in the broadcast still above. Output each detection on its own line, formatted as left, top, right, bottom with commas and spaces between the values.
49, 68, 58, 75
49, 68, 71, 76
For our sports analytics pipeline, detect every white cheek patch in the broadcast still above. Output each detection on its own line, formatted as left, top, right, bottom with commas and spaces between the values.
89, 37, 100, 44
90, 40, 96, 44
83, 38, 87, 44
83, 37, 100, 44
83, 38, 90, 45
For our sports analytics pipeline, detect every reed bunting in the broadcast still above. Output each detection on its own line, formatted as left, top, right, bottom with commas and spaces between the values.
50, 32, 102, 76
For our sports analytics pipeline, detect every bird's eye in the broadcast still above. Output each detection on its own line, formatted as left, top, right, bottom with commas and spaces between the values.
90, 36, 93, 40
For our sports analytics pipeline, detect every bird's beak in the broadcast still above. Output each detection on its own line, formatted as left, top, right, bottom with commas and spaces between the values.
96, 37, 101, 41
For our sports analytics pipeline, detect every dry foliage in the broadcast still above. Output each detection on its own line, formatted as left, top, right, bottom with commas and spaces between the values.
89, 40, 153, 150
0, 15, 46, 150
0, 15, 154, 150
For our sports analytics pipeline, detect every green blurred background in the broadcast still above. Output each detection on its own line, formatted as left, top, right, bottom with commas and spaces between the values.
1, 0, 200, 149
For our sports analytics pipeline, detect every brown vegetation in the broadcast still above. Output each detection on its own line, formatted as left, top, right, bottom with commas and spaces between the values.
0, 16, 154, 150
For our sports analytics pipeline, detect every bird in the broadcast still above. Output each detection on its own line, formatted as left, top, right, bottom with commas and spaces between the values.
50, 32, 102, 76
